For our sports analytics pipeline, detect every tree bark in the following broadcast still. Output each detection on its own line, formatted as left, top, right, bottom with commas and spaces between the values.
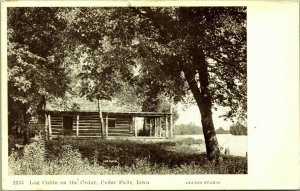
198, 100, 222, 163
37, 95, 46, 139
22, 105, 30, 144
181, 47, 222, 163
97, 99, 105, 139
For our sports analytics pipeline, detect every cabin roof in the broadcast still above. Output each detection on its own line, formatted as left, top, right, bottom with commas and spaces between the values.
44, 110, 171, 117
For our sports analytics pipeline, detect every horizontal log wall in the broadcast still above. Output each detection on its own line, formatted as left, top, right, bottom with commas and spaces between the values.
49, 114, 134, 137
50, 116, 63, 136
74, 114, 101, 137
107, 117, 133, 137
48, 114, 171, 138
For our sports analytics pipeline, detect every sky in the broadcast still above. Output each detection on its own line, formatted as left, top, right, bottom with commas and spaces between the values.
175, 103, 233, 130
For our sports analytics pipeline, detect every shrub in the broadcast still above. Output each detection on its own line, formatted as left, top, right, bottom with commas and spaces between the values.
47, 145, 104, 175
8, 135, 23, 155
9, 134, 46, 175
8, 151, 22, 175
9, 138, 247, 175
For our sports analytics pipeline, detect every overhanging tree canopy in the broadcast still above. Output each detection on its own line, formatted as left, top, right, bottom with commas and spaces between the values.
7, 8, 71, 143
58, 7, 246, 162
7, 7, 247, 162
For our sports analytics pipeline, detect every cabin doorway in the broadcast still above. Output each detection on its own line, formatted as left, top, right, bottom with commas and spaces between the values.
63, 116, 73, 136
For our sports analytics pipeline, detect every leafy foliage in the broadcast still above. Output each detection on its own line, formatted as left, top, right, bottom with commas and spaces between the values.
7, 8, 71, 142
8, 135, 46, 174
55, 7, 247, 161
8, 8, 69, 104
229, 123, 247, 135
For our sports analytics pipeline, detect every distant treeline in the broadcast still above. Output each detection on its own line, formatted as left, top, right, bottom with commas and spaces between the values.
174, 123, 203, 135
174, 122, 247, 136
215, 127, 230, 134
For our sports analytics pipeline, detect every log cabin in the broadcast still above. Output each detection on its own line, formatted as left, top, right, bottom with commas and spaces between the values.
44, 110, 173, 140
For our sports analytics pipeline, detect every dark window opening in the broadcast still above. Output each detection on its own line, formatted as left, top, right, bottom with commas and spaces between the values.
63, 116, 73, 136
108, 119, 115, 128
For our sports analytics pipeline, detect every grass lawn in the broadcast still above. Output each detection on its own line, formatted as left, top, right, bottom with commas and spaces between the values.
8, 136, 247, 175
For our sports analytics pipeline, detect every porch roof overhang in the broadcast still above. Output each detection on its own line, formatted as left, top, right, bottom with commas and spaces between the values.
44, 110, 172, 117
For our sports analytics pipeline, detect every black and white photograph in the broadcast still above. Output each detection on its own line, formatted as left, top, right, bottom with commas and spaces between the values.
1, 1, 299, 190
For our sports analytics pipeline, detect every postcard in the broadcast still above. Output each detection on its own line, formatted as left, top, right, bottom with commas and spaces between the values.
1, 0, 299, 190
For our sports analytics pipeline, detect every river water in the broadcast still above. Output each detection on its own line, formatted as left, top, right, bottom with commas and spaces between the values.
174, 134, 248, 157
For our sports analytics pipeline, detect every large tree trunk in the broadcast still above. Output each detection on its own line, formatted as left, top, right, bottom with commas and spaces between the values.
181, 47, 222, 163
193, 87, 222, 163
23, 128, 29, 144
22, 105, 30, 145
197, 98, 222, 163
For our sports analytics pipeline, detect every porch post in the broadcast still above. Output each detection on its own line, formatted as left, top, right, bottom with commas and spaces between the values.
149, 118, 152, 137
76, 115, 79, 137
159, 117, 162, 137
170, 116, 173, 139
45, 114, 49, 140
154, 118, 157, 137
133, 117, 137, 137
165, 116, 168, 138
144, 117, 147, 135
170, 102, 173, 138
48, 115, 52, 140
105, 115, 108, 138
